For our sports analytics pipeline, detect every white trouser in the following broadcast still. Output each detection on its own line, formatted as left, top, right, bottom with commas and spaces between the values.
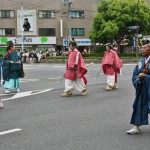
64, 78, 86, 92
106, 74, 115, 87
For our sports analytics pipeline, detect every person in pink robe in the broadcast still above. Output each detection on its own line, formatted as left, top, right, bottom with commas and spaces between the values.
62, 40, 87, 97
101, 43, 123, 91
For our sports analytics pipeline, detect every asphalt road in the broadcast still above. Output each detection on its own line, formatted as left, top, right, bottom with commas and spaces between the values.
1, 63, 150, 150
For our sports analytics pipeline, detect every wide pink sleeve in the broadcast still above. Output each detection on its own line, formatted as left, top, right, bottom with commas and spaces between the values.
101, 52, 106, 69
114, 52, 123, 69
77, 53, 87, 78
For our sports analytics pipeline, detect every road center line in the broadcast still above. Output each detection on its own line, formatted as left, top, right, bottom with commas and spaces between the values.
0, 128, 22, 136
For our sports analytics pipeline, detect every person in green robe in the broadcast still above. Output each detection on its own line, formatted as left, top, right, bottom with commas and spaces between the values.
3, 41, 21, 94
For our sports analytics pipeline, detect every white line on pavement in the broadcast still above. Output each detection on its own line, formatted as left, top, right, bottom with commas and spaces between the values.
52, 66, 65, 68
85, 74, 90, 77
0, 93, 15, 97
0, 128, 22, 136
123, 64, 136, 65
24, 68, 38, 69
1, 88, 53, 101
20, 79, 39, 81
48, 77, 62, 80
1, 79, 39, 84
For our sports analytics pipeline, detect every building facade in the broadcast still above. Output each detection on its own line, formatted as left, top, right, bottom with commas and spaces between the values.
146, 0, 150, 4
0, 0, 99, 52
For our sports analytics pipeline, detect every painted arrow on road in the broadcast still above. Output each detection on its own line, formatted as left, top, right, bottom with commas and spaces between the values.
1, 88, 53, 101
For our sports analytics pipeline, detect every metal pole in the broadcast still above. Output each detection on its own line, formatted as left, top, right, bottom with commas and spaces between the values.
21, 6, 24, 52
68, 1, 72, 43
136, 0, 140, 59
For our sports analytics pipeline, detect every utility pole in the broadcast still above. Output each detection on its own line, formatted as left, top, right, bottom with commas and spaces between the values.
21, 6, 24, 52
136, 0, 140, 59
62, 0, 73, 50
67, 0, 73, 42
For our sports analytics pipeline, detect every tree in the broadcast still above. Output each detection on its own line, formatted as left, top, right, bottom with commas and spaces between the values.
89, 0, 150, 50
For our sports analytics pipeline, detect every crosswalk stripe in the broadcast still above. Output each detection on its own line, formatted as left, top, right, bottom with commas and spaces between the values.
0, 128, 22, 136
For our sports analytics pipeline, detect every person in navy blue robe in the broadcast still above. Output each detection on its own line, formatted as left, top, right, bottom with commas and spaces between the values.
127, 40, 150, 134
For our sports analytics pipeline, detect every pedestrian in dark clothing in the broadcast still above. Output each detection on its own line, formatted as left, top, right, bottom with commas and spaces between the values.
127, 40, 150, 134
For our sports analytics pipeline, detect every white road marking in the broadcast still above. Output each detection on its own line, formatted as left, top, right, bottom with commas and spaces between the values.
24, 68, 38, 70
85, 74, 90, 77
1, 88, 53, 101
11, 91, 32, 99
0, 128, 22, 136
1, 79, 39, 84
48, 77, 62, 80
123, 64, 136, 66
52, 66, 65, 68
0, 93, 15, 97
20, 79, 39, 82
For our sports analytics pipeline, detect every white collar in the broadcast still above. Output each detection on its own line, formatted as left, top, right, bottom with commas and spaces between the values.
145, 56, 150, 64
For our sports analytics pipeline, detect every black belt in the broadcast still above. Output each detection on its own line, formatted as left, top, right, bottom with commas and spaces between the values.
67, 68, 74, 70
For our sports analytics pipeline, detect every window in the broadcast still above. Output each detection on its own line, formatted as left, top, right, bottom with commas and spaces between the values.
71, 28, 84, 36
0, 10, 15, 18
62, 0, 70, 2
39, 28, 55, 36
38, 11, 55, 18
70, 11, 84, 19
0, 28, 15, 36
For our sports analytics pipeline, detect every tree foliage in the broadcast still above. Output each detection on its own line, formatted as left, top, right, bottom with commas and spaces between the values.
89, 0, 150, 44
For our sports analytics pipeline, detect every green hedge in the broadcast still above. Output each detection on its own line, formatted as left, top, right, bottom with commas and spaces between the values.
118, 53, 142, 57
90, 46, 107, 53
47, 56, 68, 59
82, 53, 142, 58
47, 53, 142, 59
